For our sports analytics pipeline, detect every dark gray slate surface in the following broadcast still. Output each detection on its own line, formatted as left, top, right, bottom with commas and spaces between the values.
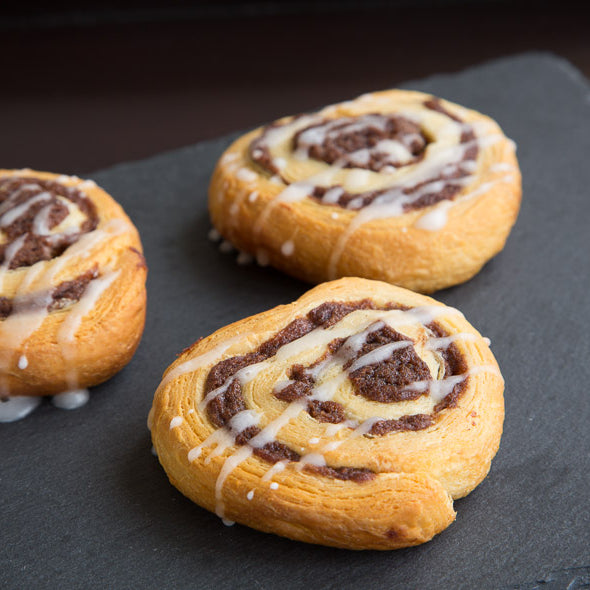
1, 53, 589, 590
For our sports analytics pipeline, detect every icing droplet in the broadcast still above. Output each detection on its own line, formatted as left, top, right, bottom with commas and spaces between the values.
236, 168, 257, 183
169, 416, 183, 429
78, 179, 97, 190
256, 249, 270, 267
18, 355, 28, 370
414, 201, 454, 231
222, 152, 239, 164
222, 518, 235, 527
308, 437, 320, 445
269, 482, 279, 490
219, 240, 234, 254
281, 241, 295, 257
237, 251, 253, 265
330, 212, 339, 220
247, 490, 254, 501
0, 396, 41, 423
188, 447, 202, 462
151, 445, 158, 457
248, 191, 258, 203
208, 228, 221, 242
51, 389, 90, 410
483, 337, 491, 346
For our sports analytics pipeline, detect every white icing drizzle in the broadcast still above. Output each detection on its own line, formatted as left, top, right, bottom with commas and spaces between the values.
0, 172, 132, 421
414, 174, 514, 232
229, 409, 261, 432
0, 396, 41, 423
169, 416, 183, 429
246, 490, 254, 500
78, 179, 97, 190
323, 187, 344, 204
58, 271, 120, 346
236, 168, 257, 183
261, 460, 287, 481
159, 335, 245, 390
413, 200, 455, 231
32, 203, 55, 236
188, 427, 235, 463
246, 101, 516, 279
346, 340, 412, 373
321, 417, 384, 452
215, 445, 253, 520
281, 240, 295, 257
199, 363, 268, 410
208, 228, 221, 242
173, 302, 499, 522
489, 162, 515, 173
0, 192, 52, 228
294, 453, 326, 471
252, 182, 314, 238
425, 332, 478, 350
51, 389, 90, 410
0, 183, 41, 216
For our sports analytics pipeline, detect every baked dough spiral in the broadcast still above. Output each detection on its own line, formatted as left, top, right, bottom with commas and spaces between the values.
0, 169, 147, 415
150, 278, 504, 550
209, 89, 521, 293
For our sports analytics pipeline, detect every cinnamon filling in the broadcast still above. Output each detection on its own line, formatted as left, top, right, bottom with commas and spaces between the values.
248, 96, 478, 212
202, 300, 467, 482
293, 114, 428, 172
0, 177, 99, 269
0, 268, 98, 320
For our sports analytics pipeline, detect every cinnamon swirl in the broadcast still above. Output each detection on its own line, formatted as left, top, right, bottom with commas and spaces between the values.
209, 90, 521, 292
150, 278, 504, 549
0, 169, 147, 422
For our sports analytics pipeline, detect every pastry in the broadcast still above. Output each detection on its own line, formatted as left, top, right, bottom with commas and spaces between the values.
0, 169, 147, 421
150, 278, 504, 549
209, 89, 521, 293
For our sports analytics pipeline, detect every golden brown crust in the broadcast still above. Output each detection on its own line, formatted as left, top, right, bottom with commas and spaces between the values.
209, 89, 521, 293
0, 169, 147, 397
150, 278, 504, 549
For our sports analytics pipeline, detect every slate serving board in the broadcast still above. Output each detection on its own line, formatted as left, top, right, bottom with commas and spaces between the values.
1, 53, 589, 590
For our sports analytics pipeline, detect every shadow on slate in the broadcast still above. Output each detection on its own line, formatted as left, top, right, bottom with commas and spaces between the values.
1, 52, 589, 590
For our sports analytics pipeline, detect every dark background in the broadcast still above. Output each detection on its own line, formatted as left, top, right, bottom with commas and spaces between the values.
2, 4, 590, 590
0, 0, 588, 174
2, 50, 590, 590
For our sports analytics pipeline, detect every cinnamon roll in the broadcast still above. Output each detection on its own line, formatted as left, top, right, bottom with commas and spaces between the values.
209, 90, 521, 293
150, 278, 504, 550
0, 169, 147, 421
